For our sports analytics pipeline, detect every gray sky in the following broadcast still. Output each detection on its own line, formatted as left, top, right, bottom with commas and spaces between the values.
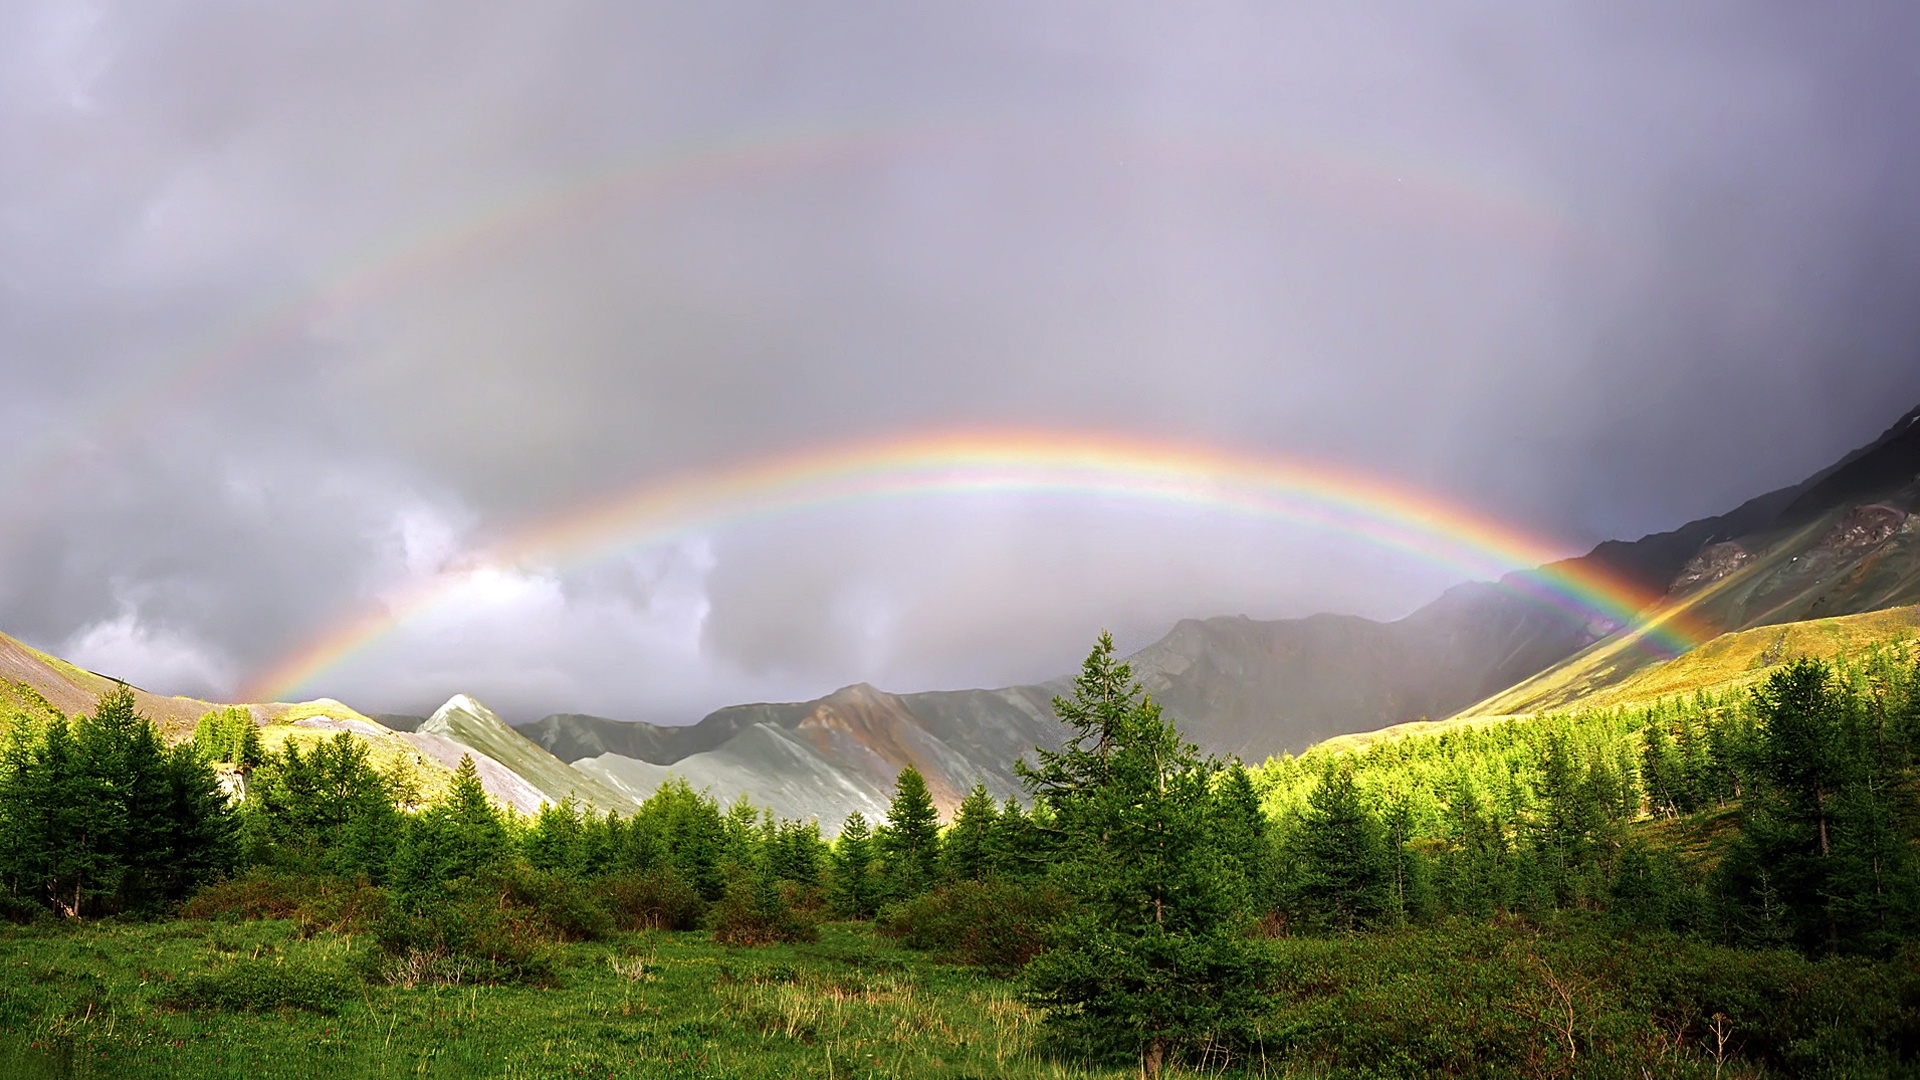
3, 2, 1918, 721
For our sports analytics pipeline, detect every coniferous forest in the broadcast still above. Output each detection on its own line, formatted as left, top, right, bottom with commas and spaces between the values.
3, 636, 1919, 1078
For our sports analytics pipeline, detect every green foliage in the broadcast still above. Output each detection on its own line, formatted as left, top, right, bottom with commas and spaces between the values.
388, 753, 508, 898
180, 868, 387, 932
878, 764, 942, 898
938, 781, 999, 882
242, 732, 400, 881
163, 957, 357, 1014
600, 868, 703, 931
878, 877, 1070, 974
709, 861, 818, 946
190, 706, 261, 767
828, 811, 883, 918
0, 686, 235, 918
1020, 632, 1272, 1076
1716, 657, 1920, 953
1282, 763, 1393, 931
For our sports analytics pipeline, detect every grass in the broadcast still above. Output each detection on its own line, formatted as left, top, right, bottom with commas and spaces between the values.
1314, 607, 1920, 756
5, 915, 1910, 1079
0, 918, 1138, 1080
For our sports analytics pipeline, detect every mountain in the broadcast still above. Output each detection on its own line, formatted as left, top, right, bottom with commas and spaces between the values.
415, 694, 632, 812
1, 632, 228, 740
520, 401, 1920, 822
0, 634, 623, 817
560, 682, 1063, 822
1461, 404, 1920, 717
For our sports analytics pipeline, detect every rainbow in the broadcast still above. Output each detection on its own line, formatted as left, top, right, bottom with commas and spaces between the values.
246, 430, 1701, 703
6, 120, 1579, 509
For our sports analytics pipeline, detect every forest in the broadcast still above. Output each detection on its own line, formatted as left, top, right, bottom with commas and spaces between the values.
1, 635, 1917, 1078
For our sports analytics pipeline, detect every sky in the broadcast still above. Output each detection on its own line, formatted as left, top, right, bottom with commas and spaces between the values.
3, 2, 1919, 723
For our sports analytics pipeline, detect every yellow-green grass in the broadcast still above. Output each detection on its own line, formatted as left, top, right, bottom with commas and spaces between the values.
1468, 606, 1920, 720
1309, 606, 1920, 758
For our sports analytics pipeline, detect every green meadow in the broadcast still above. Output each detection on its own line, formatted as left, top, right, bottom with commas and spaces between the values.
4, 915, 1915, 1080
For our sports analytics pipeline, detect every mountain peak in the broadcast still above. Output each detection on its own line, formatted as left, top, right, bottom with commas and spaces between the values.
428, 693, 499, 727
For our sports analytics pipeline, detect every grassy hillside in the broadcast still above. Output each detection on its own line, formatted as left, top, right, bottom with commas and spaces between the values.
0, 631, 223, 740
1303, 605, 1920, 758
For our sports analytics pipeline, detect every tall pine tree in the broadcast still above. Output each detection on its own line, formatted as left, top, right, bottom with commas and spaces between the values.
1019, 633, 1270, 1077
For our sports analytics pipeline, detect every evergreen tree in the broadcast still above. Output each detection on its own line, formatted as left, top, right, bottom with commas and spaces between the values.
1287, 763, 1391, 931
245, 731, 398, 880
879, 764, 941, 897
830, 812, 882, 918
1641, 722, 1685, 816
1019, 633, 1269, 1077
766, 818, 826, 886
939, 782, 999, 882
392, 754, 506, 896
1210, 761, 1274, 914
984, 796, 1052, 880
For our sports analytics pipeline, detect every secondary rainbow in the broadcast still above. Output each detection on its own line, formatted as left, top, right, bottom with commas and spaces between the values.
8, 120, 1578, 513
248, 430, 1701, 703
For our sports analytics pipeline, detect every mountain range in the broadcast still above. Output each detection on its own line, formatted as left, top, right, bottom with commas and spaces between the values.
6, 403, 1920, 825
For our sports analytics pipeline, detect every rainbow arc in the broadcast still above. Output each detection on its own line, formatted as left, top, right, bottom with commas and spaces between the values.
247, 430, 1701, 703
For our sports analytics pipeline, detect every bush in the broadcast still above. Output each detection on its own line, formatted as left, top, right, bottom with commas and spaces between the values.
710, 864, 817, 946
602, 868, 704, 931
0, 892, 46, 926
163, 957, 357, 1014
181, 870, 386, 933
484, 866, 611, 942
368, 866, 614, 987
877, 878, 1069, 974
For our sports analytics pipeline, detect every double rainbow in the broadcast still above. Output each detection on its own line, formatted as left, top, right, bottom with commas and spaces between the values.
247, 430, 1700, 703
9, 120, 1577, 508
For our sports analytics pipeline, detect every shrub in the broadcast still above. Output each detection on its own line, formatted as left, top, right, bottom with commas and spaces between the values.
710, 864, 817, 946
877, 877, 1069, 974
0, 892, 46, 926
368, 866, 612, 987
180, 869, 386, 933
602, 868, 704, 931
163, 957, 357, 1014
485, 866, 611, 942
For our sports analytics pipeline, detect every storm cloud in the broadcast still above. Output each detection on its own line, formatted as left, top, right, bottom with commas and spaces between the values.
3, 2, 1918, 720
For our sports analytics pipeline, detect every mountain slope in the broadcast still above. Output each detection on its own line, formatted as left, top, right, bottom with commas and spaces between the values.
1462, 404, 1920, 717
0, 631, 225, 739
415, 695, 634, 813
563, 682, 1061, 823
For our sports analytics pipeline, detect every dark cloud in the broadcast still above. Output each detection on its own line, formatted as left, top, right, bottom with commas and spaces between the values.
3, 1, 1918, 719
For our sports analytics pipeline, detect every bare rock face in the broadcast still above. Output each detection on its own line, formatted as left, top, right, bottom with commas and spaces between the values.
1671, 542, 1752, 593
1815, 504, 1908, 559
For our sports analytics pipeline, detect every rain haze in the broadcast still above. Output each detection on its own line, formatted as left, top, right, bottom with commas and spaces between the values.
3, 2, 1919, 722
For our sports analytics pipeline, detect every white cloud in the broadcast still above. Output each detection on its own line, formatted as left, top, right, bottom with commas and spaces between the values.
63, 604, 233, 698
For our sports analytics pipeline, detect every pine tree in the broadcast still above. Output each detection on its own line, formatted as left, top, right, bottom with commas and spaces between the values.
1288, 763, 1391, 931
940, 782, 999, 882
880, 765, 941, 898
830, 812, 882, 918
392, 753, 506, 896
1210, 761, 1274, 914
1020, 633, 1269, 1077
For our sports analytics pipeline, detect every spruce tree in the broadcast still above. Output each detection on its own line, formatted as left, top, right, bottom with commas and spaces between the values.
940, 782, 999, 882
880, 764, 941, 897
1019, 633, 1269, 1077
830, 811, 882, 918
1288, 762, 1391, 931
